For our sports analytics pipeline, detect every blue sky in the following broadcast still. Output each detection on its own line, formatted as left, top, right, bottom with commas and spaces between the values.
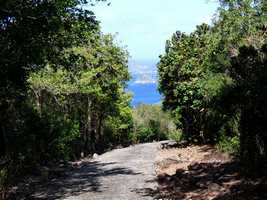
90, 0, 218, 83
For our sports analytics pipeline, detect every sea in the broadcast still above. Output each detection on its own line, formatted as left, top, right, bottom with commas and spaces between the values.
127, 83, 161, 106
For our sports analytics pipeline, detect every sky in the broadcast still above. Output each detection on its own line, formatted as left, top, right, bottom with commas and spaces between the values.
90, 0, 219, 83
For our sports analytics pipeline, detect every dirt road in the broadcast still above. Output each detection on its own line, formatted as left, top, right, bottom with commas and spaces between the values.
29, 142, 160, 200
12, 142, 267, 200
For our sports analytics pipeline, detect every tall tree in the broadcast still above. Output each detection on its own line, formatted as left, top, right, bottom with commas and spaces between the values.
158, 0, 267, 174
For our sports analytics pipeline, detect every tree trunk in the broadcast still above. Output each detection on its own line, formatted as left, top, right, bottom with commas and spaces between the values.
90, 112, 97, 152
98, 116, 104, 142
97, 115, 104, 151
83, 97, 92, 156
34, 89, 43, 117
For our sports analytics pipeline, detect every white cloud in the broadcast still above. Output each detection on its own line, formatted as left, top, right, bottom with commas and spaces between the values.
128, 63, 157, 84
130, 64, 154, 73
133, 73, 157, 84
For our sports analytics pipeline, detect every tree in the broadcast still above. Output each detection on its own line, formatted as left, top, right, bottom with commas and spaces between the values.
0, 0, 99, 158
27, 33, 131, 156
229, 42, 267, 174
0, 1, 134, 194
158, 0, 267, 175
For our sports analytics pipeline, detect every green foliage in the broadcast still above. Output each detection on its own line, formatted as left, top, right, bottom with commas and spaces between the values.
1, 0, 99, 164
230, 43, 267, 174
102, 93, 133, 147
47, 120, 80, 161
26, 32, 132, 156
158, 24, 221, 142
129, 125, 154, 144
166, 130, 183, 142
131, 104, 179, 143
158, 0, 267, 175
216, 135, 239, 154
0, 0, 133, 194
215, 111, 241, 154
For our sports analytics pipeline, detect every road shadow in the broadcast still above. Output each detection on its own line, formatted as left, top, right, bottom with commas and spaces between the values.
131, 178, 162, 199
132, 187, 161, 199
8, 160, 141, 200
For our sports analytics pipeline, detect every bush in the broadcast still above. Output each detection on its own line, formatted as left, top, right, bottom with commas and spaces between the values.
216, 135, 239, 154
130, 103, 179, 143
48, 120, 80, 161
0, 167, 9, 199
130, 125, 155, 143
167, 130, 183, 142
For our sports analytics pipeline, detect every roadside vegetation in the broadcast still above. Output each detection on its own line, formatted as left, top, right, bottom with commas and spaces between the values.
157, 0, 267, 175
0, 1, 179, 197
130, 103, 181, 143
1, 0, 267, 199
0, 0, 132, 198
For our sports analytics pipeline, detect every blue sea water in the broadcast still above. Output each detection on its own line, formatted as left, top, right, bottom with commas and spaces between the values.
127, 83, 161, 106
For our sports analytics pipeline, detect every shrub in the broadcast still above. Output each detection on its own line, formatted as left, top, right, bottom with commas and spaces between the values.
131, 103, 179, 143
216, 135, 240, 154
167, 130, 183, 142
0, 167, 9, 199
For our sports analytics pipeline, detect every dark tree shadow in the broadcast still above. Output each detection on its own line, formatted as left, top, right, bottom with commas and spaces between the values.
214, 178, 267, 200
131, 178, 162, 199
156, 161, 238, 199
8, 160, 141, 200
156, 161, 267, 199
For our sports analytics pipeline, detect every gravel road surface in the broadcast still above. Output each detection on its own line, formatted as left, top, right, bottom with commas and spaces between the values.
31, 142, 160, 200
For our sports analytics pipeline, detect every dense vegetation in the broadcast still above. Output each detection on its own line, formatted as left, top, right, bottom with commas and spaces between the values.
131, 103, 181, 143
1, 0, 267, 198
0, 0, 133, 197
158, 0, 267, 175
